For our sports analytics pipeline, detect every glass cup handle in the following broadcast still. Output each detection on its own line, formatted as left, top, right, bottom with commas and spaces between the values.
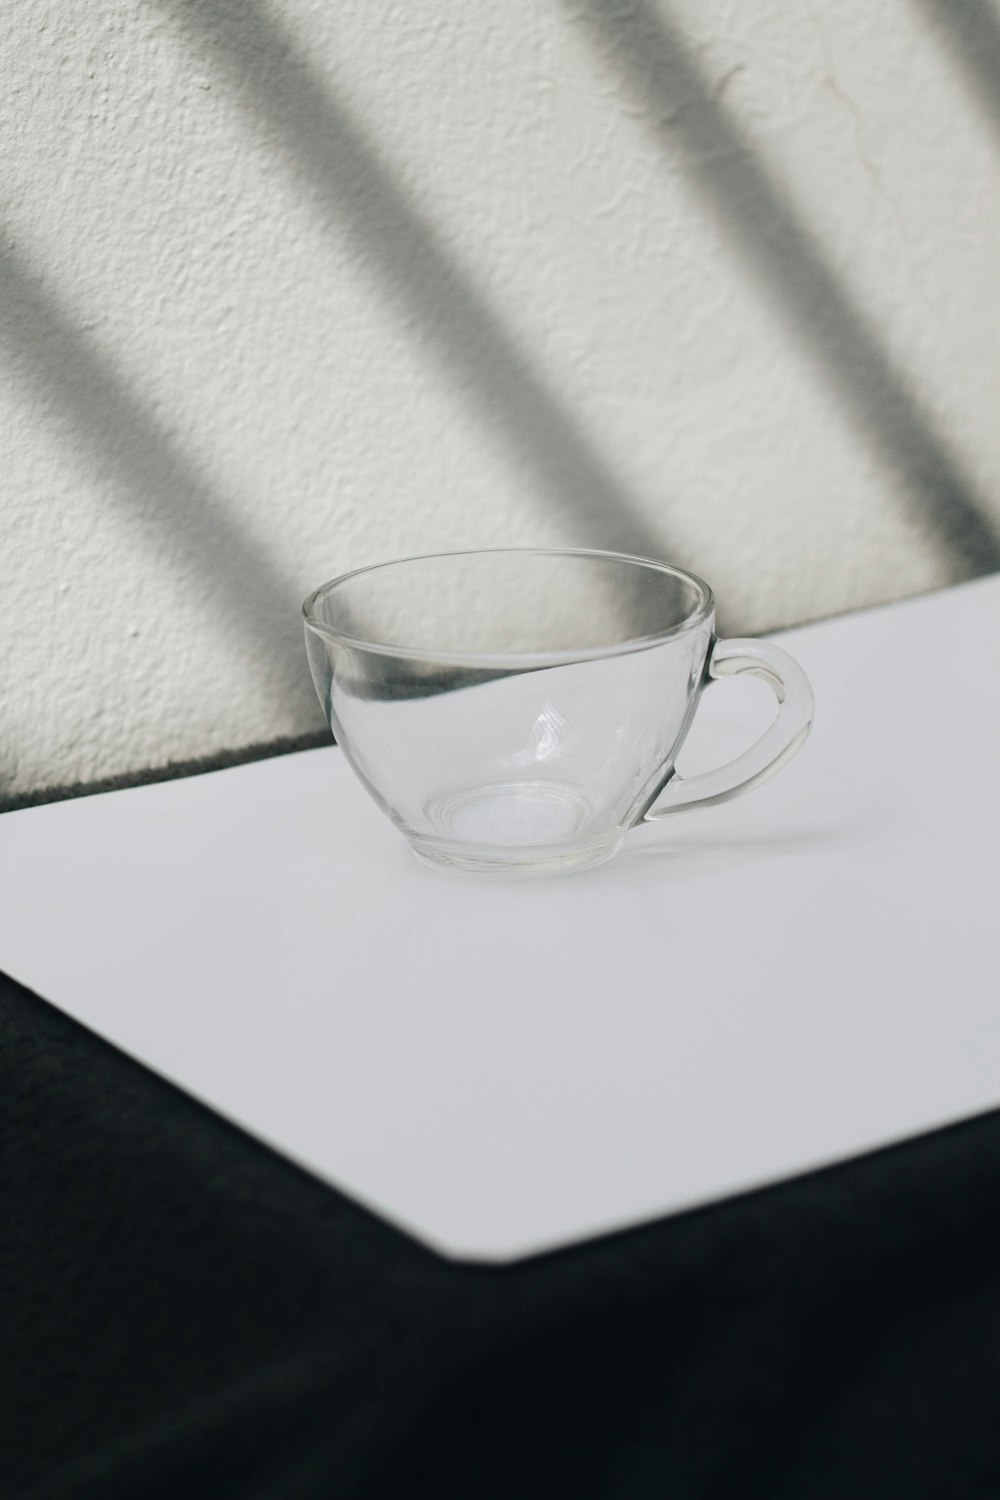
646, 638, 814, 819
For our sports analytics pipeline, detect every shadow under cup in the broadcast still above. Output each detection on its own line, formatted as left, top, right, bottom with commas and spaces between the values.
303, 549, 806, 876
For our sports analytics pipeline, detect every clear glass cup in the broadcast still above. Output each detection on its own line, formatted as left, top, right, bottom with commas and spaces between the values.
303, 548, 813, 876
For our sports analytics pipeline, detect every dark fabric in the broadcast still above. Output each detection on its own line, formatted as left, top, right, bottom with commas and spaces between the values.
3, 967, 1000, 1499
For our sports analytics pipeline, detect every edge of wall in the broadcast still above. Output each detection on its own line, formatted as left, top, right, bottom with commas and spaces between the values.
0, 730, 334, 816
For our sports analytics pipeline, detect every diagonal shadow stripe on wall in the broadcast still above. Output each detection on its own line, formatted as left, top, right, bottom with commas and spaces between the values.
912, 0, 1000, 138
566, 0, 1000, 580
156, 0, 676, 569
0, 237, 315, 717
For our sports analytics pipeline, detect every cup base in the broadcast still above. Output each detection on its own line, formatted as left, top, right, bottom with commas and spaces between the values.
410, 834, 622, 878
411, 779, 621, 876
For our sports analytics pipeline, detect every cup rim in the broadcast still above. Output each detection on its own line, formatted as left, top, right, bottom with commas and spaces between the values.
301, 547, 715, 667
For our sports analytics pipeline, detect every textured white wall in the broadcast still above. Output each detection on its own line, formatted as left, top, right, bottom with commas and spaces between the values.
2, 0, 998, 804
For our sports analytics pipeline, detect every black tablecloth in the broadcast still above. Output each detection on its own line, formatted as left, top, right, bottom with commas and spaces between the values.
3, 967, 1000, 1499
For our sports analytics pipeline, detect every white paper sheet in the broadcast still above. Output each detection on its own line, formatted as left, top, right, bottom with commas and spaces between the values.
2, 575, 998, 1261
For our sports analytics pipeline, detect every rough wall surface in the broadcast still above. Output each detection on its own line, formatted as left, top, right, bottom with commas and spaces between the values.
2, 0, 998, 803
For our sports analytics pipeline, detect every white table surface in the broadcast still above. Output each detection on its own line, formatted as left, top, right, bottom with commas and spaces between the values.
2, 575, 998, 1261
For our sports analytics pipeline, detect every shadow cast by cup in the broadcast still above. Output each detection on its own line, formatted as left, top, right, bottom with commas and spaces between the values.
614, 819, 854, 879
